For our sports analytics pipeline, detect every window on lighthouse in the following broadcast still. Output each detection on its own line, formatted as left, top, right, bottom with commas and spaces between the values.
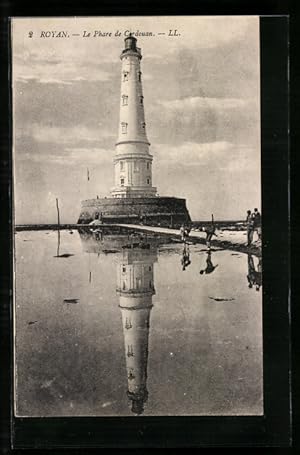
128, 370, 135, 380
125, 318, 132, 330
140, 96, 144, 105
122, 95, 128, 106
121, 178, 125, 186
120, 161, 124, 171
121, 122, 128, 134
138, 71, 142, 81
127, 345, 134, 357
123, 71, 129, 81
141, 122, 146, 130
147, 162, 150, 170
147, 178, 150, 185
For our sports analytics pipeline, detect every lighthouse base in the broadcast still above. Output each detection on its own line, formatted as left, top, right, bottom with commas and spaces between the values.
77, 196, 191, 228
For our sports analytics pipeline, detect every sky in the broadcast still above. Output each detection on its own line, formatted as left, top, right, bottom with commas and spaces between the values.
12, 16, 260, 224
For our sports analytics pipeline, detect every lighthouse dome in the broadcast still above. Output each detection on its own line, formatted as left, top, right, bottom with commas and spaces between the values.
124, 34, 137, 51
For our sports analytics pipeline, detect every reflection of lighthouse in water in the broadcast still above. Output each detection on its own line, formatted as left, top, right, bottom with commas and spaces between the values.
117, 247, 157, 415
78, 230, 159, 415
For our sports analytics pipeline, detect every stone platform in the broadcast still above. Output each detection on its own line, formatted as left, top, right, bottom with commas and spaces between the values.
77, 196, 191, 227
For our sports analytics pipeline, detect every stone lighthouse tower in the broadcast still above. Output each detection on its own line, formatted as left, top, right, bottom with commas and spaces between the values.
78, 36, 191, 226
111, 35, 157, 199
117, 247, 157, 415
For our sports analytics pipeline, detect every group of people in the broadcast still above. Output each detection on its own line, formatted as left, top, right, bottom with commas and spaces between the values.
246, 208, 261, 246
181, 210, 261, 250
180, 214, 218, 273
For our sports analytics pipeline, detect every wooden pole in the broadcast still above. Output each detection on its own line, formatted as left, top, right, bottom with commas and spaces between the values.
56, 198, 60, 227
56, 198, 60, 257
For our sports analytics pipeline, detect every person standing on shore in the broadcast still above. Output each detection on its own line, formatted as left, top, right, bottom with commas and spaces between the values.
180, 225, 186, 242
252, 208, 261, 240
246, 210, 254, 246
180, 225, 190, 242
202, 214, 217, 250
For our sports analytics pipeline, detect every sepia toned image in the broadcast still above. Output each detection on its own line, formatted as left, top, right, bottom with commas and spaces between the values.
12, 16, 262, 417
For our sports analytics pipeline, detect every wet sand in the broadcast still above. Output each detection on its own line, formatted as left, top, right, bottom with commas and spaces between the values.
15, 224, 261, 257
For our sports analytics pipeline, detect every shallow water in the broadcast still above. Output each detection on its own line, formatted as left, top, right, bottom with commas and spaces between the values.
14, 229, 263, 417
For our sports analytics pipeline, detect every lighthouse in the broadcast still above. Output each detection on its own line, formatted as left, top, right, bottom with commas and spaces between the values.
111, 35, 157, 199
78, 36, 191, 226
117, 247, 157, 415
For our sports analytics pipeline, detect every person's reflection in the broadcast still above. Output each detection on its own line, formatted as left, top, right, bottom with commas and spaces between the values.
181, 243, 191, 271
247, 254, 262, 291
199, 251, 218, 275
94, 229, 102, 241
117, 246, 157, 415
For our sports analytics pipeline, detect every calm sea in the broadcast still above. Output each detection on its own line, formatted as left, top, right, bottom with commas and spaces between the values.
14, 229, 263, 416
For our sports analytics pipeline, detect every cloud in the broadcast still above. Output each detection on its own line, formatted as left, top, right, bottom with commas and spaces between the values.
158, 96, 250, 111
12, 16, 260, 223
22, 124, 114, 145
147, 96, 259, 147
153, 140, 230, 164
153, 140, 259, 171
224, 148, 258, 172
18, 146, 114, 166
12, 16, 258, 85
13, 57, 111, 84
62, 147, 113, 165
143, 16, 257, 59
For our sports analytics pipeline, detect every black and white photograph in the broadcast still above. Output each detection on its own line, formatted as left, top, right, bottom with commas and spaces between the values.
12, 16, 263, 418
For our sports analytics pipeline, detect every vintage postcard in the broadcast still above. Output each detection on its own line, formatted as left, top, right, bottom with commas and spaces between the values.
12, 16, 262, 417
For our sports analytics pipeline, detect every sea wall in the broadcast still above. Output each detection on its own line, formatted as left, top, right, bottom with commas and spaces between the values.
78, 197, 191, 227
